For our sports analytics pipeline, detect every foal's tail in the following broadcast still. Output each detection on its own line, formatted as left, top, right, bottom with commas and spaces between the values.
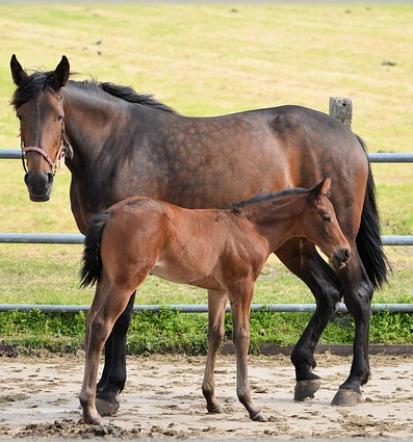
80, 211, 111, 288
355, 135, 391, 289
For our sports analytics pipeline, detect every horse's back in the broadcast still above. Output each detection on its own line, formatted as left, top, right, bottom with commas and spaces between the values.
156, 105, 368, 215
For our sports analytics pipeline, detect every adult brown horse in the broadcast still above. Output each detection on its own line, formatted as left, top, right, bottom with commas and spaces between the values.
10, 55, 388, 412
79, 178, 350, 424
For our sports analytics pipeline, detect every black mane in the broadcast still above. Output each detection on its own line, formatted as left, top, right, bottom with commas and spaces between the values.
99, 82, 174, 113
12, 71, 57, 108
231, 187, 307, 212
12, 71, 175, 113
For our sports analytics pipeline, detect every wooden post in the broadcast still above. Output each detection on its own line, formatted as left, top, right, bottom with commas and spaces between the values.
329, 97, 352, 128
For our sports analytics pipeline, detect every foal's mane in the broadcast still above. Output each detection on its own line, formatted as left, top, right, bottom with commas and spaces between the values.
12, 70, 175, 113
231, 187, 308, 213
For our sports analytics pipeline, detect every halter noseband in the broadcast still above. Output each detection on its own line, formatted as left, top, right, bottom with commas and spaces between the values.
21, 127, 69, 176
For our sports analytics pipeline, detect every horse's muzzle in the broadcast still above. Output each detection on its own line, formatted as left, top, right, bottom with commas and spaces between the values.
332, 248, 350, 269
24, 171, 53, 202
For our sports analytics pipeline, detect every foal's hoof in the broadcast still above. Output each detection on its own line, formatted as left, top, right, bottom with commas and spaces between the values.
82, 411, 102, 426
96, 397, 120, 417
251, 412, 267, 422
331, 388, 362, 407
207, 403, 222, 414
294, 379, 321, 401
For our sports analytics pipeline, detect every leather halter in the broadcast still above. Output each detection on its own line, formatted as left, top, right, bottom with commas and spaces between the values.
21, 127, 69, 176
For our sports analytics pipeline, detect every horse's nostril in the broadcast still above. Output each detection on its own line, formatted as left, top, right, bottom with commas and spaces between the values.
338, 248, 350, 263
47, 173, 54, 184
333, 249, 350, 269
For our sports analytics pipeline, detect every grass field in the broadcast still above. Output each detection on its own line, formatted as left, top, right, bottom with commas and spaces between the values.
0, 3, 412, 350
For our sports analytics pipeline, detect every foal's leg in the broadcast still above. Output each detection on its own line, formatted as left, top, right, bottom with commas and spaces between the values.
228, 282, 264, 422
96, 291, 136, 416
202, 290, 227, 413
332, 246, 373, 406
80, 281, 135, 424
275, 239, 342, 400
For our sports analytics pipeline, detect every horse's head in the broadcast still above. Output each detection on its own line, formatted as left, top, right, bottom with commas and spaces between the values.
303, 177, 351, 269
10, 55, 70, 202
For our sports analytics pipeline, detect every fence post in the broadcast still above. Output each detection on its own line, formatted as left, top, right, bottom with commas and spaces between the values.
329, 97, 352, 128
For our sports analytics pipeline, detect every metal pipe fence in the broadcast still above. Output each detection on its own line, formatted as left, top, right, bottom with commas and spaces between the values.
2, 149, 413, 162
1, 233, 412, 246
1, 303, 413, 313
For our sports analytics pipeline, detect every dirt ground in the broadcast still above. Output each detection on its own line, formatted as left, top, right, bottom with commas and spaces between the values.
0, 352, 412, 439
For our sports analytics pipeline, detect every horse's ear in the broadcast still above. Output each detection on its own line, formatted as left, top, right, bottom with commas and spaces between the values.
308, 177, 332, 201
10, 54, 28, 86
54, 55, 70, 88
320, 176, 331, 196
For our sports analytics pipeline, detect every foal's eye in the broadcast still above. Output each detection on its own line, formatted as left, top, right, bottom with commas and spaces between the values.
57, 115, 64, 122
322, 213, 331, 222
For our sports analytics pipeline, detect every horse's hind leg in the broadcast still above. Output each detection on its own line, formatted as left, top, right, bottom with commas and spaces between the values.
79, 278, 136, 424
275, 239, 342, 400
202, 290, 227, 414
96, 291, 136, 416
332, 246, 373, 406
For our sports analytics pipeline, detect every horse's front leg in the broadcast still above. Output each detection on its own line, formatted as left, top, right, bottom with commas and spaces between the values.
332, 247, 373, 406
229, 281, 265, 422
275, 239, 342, 401
202, 290, 227, 414
96, 291, 136, 416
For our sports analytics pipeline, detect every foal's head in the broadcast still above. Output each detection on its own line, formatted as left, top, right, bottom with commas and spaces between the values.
10, 55, 70, 201
300, 177, 350, 269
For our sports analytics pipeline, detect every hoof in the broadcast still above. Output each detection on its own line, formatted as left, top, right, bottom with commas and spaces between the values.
251, 412, 266, 422
207, 404, 222, 414
82, 411, 102, 425
331, 388, 362, 407
95, 396, 119, 417
294, 379, 321, 401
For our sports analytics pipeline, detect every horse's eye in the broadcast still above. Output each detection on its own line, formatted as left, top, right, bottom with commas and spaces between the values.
322, 213, 331, 222
57, 115, 64, 122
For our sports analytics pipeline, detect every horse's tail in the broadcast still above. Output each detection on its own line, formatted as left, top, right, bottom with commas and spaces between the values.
355, 135, 391, 289
80, 211, 111, 288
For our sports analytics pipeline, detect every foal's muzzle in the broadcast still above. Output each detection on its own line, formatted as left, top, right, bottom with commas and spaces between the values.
24, 171, 54, 202
332, 248, 350, 269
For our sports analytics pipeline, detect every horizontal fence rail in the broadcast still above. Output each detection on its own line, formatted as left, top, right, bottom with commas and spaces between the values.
381, 235, 413, 246
1, 303, 413, 313
0, 233, 85, 244
2, 149, 413, 163
1, 233, 412, 246
368, 152, 413, 163
0, 149, 22, 159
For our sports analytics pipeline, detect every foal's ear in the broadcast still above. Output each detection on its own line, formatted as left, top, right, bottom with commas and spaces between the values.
10, 54, 28, 86
308, 177, 332, 201
54, 55, 70, 88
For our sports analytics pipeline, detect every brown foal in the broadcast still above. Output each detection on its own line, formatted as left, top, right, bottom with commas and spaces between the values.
79, 177, 350, 424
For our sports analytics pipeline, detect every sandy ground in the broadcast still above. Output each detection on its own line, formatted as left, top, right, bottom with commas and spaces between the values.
0, 352, 412, 439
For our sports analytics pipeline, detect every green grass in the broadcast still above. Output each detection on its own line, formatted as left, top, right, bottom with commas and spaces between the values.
0, 3, 412, 351
1, 309, 412, 355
